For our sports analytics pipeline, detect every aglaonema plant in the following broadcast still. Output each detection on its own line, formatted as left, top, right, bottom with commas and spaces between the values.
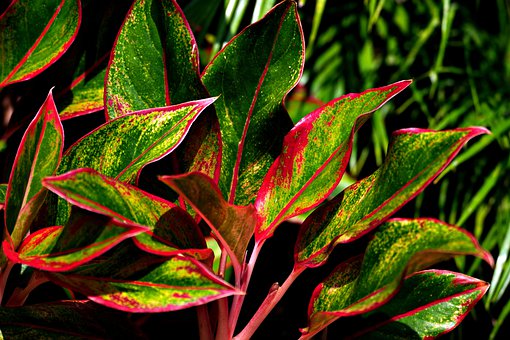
0, 0, 494, 338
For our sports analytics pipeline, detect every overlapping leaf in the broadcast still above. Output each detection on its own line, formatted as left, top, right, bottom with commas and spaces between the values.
53, 98, 214, 225
47, 248, 240, 312
255, 80, 411, 241
0, 301, 142, 338
44, 169, 210, 259
301, 218, 492, 338
201, 0, 304, 205
160, 172, 257, 274
295, 127, 488, 267
352, 270, 489, 339
3, 91, 63, 250
0, 0, 81, 87
3, 208, 145, 272
105, 0, 208, 118
0, 183, 7, 209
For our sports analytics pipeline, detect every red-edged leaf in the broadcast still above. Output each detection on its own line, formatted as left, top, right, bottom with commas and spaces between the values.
301, 218, 493, 338
351, 270, 489, 339
47, 249, 241, 312
0, 301, 142, 338
0, 183, 7, 210
43, 168, 209, 260
295, 127, 489, 268
105, 0, 208, 118
3, 208, 145, 272
255, 80, 412, 242
0, 0, 81, 87
3, 90, 63, 248
53, 98, 215, 225
201, 0, 305, 205
160, 172, 257, 275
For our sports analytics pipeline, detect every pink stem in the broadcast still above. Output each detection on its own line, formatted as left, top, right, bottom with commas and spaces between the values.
215, 297, 231, 340
234, 265, 306, 339
6, 270, 49, 307
197, 305, 213, 340
228, 240, 264, 336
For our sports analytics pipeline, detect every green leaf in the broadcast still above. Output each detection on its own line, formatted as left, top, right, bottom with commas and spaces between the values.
0, 0, 81, 87
4, 90, 64, 243
43, 168, 209, 259
105, 0, 208, 118
54, 98, 214, 225
201, 0, 304, 205
47, 249, 241, 312
3, 208, 144, 272
255, 80, 411, 241
302, 218, 492, 338
0, 183, 7, 209
295, 127, 489, 267
353, 270, 489, 339
160, 172, 257, 273
0, 301, 142, 338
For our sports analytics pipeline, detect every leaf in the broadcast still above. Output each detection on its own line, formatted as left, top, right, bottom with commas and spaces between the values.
3, 208, 145, 272
0, 0, 81, 87
160, 172, 257, 271
295, 127, 489, 267
43, 168, 209, 259
352, 270, 489, 339
105, 0, 208, 118
4, 90, 64, 241
201, 0, 304, 205
53, 98, 215, 225
47, 250, 241, 312
302, 218, 493, 338
0, 301, 142, 339
0, 183, 7, 209
255, 80, 412, 242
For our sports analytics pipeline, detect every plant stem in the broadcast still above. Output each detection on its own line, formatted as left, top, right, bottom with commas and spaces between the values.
6, 270, 49, 307
197, 305, 214, 340
228, 239, 264, 336
234, 265, 306, 339
0, 261, 14, 304
215, 297, 231, 340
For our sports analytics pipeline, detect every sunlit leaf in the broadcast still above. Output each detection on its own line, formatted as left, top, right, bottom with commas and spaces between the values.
256, 80, 411, 241
105, 0, 207, 118
44, 169, 209, 260
295, 127, 488, 267
302, 218, 492, 338
47, 249, 241, 312
202, 0, 304, 205
0, 0, 81, 87
352, 270, 489, 339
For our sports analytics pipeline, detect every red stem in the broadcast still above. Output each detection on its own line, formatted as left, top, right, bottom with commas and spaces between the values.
0, 261, 14, 304
197, 305, 213, 340
234, 265, 306, 339
228, 240, 264, 336
215, 298, 231, 340
6, 270, 49, 307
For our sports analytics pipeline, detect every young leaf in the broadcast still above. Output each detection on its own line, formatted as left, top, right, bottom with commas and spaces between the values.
43, 168, 209, 259
255, 80, 412, 242
47, 252, 241, 312
3, 208, 145, 272
0, 301, 142, 338
4, 90, 64, 238
53, 98, 215, 225
352, 270, 489, 339
0, 0, 81, 87
302, 218, 493, 338
105, 0, 208, 118
295, 127, 489, 267
201, 0, 305, 205
160, 172, 257, 272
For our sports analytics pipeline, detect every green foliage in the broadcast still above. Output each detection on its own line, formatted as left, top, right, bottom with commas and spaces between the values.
0, 0, 497, 338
